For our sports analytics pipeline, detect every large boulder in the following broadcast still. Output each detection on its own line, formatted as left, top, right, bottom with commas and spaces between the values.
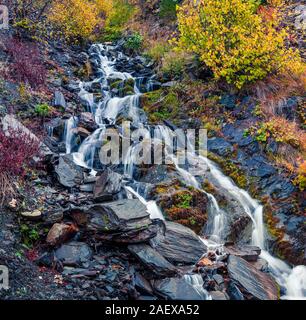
86, 199, 150, 232
68, 199, 156, 243
128, 244, 177, 277
227, 255, 279, 300
55, 154, 84, 188
151, 221, 207, 265
153, 276, 208, 300
1, 115, 52, 157
225, 245, 261, 262
93, 169, 122, 201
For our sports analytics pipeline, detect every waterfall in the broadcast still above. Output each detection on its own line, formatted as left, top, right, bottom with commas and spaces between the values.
125, 186, 164, 221
64, 116, 78, 154
184, 274, 211, 300
63, 42, 306, 300
73, 126, 106, 170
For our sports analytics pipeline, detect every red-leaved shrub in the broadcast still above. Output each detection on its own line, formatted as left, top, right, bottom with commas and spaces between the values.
4, 37, 47, 88
0, 127, 40, 205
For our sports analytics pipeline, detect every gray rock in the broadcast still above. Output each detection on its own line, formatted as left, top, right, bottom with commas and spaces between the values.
153, 277, 207, 300
55, 154, 84, 188
151, 221, 207, 265
86, 199, 151, 233
128, 244, 177, 277
79, 112, 98, 132
227, 281, 245, 300
55, 242, 93, 266
95, 224, 158, 244
53, 91, 67, 109
227, 255, 278, 300
1, 115, 52, 157
134, 273, 154, 296
93, 169, 122, 201
207, 138, 234, 157
225, 245, 261, 262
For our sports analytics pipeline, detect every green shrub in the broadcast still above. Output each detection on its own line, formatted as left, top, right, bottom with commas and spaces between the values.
35, 103, 50, 118
101, 0, 135, 41
125, 32, 143, 52
159, 0, 179, 19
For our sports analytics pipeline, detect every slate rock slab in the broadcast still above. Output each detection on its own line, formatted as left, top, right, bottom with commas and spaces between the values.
227, 255, 278, 300
151, 221, 207, 265
55, 242, 93, 266
128, 244, 177, 277
153, 277, 208, 300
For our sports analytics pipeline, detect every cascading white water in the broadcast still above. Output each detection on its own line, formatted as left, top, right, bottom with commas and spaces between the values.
73, 127, 106, 170
125, 185, 164, 221
95, 94, 141, 125
64, 43, 306, 300
184, 274, 211, 300
65, 116, 78, 154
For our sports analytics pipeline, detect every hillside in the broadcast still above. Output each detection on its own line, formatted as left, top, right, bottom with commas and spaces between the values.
0, 0, 305, 301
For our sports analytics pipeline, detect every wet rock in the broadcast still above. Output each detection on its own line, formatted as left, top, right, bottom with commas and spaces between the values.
128, 244, 177, 277
226, 281, 245, 300
134, 273, 154, 296
251, 258, 269, 272
213, 274, 225, 286
44, 118, 65, 141
153, 277, 207, 300
89, 82, 101, 93
225, 245, 261, 262
55, 154, 84, 188
93, 169, 122, 201
72, 127, 91, 138
95, 224, 158, 244
55, 242, 93, 266
207, 138, 234, 157
79, 112, 98, 132
86, 199, 151, 232
151, 221, 207, 265
227, 255, 278, 300
53, 91, 67, 109
46, 223, 78, 246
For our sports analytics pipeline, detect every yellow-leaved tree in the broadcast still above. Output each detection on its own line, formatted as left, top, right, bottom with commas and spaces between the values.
48, 0, 114, 41
176, 0, 303, 88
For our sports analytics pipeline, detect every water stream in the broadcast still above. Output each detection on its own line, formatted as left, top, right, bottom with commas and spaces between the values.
63, 43, 306, 300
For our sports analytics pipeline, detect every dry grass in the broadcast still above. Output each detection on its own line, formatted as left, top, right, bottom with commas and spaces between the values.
253, 71, 306, 119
